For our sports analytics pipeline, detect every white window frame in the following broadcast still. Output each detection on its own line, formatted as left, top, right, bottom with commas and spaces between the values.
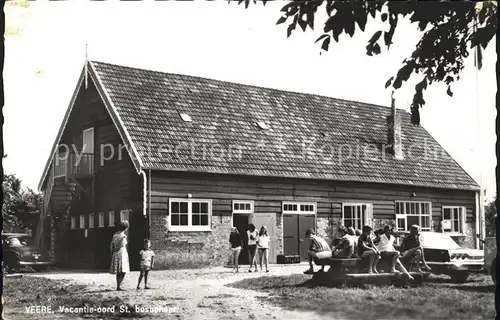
88, 213, 95, 228
442, 206, 466, 235
395, 201, 432, 232
168, 198, 212, 232
120, 210, 130, 223
341, 203, 372, 230
232, 200, 254, 214
108, 211, 115, 227
70, 216, 76, 229
79, 214, 85, 229
282, 201, 316, 214
82, 127, 95, 154
98, 212, 105, 228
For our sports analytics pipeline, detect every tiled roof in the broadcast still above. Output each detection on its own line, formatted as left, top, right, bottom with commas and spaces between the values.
90, 61, 479, 191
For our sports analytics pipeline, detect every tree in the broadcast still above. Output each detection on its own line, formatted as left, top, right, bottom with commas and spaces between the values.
486, 197, 497, 236
234, 0, 497, 125
2, 173, 43, 233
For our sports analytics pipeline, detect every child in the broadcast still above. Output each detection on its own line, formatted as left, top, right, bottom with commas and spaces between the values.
137, 239, 155, 290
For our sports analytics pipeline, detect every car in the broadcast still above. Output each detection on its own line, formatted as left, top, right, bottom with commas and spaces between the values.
394, 231, 484, 283
1, 233, 52, 274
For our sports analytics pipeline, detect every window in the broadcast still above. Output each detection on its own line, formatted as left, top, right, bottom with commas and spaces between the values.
71, 216, 76, 229
169, 199, 212, 231
395, 201, 432, 232
233, 200, 254, 213
98, 212, 105, 227
282, 202, 316, 214
120, 210, 130, 223
82, 127, 94, 154
180, 113, 192, 122
80, 214, 85, 229
89, 213, 95, 228
342, 203, 373, 230
256, 121, 270, 130
109, 211, 115, 227
442, 206, 465, 234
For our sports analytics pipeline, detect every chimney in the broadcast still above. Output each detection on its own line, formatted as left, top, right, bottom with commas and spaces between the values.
387, 92, 403, 160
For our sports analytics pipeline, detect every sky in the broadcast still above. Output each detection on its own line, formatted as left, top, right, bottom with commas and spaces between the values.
3, 0, 497, 201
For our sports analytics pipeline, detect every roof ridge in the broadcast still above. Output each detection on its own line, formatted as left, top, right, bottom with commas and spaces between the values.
89, 60, 410, 116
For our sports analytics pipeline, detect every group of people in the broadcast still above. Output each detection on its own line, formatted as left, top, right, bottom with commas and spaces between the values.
109, 220, 156, 291
304, 224, 432, 280
229, 224, 271, 273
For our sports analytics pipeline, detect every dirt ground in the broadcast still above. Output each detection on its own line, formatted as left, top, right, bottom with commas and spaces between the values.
3, 264, 495, 320
4, 264, 332, 320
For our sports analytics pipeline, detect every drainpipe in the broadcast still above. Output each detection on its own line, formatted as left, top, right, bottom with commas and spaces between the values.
148, 169, 152, 238
475, 191, 480, 249
140, 170, 148, 238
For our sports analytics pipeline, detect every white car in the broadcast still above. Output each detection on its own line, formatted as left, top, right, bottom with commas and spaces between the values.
395, 232, 484, 283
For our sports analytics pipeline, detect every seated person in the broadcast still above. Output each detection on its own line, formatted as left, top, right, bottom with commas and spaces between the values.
347, 227, 358, 256
331, 226, 355, 258
303, 229, 332, 274
400, 225, 432, 272
355, 229, 362, 237
376, 225, 414, 280
357, 225, 380, 274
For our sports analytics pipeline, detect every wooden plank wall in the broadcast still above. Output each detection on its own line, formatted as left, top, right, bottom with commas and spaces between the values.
149, 171, 476, 222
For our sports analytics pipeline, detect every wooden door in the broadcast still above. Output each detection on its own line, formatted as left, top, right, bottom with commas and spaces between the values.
298, 215, 316, 261
251, 213, 277, 263
283, 214, 299, 255
233, 214, 250, 265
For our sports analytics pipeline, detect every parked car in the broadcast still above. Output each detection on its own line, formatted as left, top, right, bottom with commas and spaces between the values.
1, 233, 51, 274
394, 231, 484, 283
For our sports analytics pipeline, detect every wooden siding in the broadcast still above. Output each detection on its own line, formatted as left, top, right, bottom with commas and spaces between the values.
149, 171, 476, 222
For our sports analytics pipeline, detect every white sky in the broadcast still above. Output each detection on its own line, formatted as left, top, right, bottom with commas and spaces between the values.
4, 0, 497, 201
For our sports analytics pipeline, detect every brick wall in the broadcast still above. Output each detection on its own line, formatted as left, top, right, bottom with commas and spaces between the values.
150, 212, 232, 269
276, 213, 284, 255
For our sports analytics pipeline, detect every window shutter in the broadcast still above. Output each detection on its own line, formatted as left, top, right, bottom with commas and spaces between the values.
365, 204, 373, 228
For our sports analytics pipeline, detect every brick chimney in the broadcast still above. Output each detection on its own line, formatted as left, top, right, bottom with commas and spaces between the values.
387, 93, 403, 160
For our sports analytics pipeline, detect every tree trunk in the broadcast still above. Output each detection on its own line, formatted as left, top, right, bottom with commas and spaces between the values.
495, 32, 500, 320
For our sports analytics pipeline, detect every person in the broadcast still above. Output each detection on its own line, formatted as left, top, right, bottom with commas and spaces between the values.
331, 226, 355, 258
357, 225, 380, 273
303, 229, 332, 274
347, 227, 359, 256
247, 224, 259, 272
229, 227, 243, 273
110, 220, 130, 291
375, 225, 414, 280
137, 239, 155, 290
256, 226, 270, 273
400, 225, 431, 272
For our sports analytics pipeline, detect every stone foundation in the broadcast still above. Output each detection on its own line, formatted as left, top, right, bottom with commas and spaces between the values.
150, 212, 232, 269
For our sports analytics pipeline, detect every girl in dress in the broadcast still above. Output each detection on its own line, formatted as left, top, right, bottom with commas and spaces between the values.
256, 226, 270, 273
110, 220, 130, 291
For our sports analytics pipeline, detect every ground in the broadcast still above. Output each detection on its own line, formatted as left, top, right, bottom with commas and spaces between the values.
2, 265, 495, 320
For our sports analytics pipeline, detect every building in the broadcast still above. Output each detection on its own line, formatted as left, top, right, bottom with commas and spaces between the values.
37, 61, 481, 270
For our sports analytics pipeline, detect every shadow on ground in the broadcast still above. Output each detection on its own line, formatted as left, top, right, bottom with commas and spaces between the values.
227, 274, 495, 320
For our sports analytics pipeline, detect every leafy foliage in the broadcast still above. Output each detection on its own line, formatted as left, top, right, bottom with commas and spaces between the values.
485, 197, 496, 236
233, 0, 497, 125
2, 173, 43, 233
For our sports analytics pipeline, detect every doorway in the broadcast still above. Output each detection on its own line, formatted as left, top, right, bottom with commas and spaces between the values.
232, 213, 250, 265
283, 214, 316, 261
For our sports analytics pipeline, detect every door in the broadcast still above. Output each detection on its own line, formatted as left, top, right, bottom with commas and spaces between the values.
251, 213, 277, 264
283, 214, 299, 255
283, 214, 316, 261
233, 214, 250, 265
298, 215, 316, 261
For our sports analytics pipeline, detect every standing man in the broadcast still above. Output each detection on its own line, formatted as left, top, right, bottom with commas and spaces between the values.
303, 229, 332, 274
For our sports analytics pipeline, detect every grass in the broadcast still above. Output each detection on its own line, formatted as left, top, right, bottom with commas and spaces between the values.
228, 273, 495, 320
2, 276, 147, 319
